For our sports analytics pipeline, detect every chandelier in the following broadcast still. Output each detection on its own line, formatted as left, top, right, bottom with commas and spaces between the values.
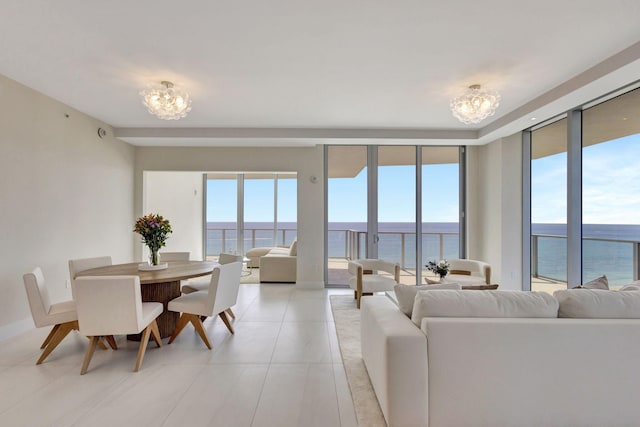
140, 81, 192, 120
450, 84, 500, 124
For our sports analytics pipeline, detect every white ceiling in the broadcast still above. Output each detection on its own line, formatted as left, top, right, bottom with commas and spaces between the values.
1, 1, 640, 146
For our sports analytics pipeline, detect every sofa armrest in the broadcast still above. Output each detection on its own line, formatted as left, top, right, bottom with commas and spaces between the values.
259, 255, 296, 283
361, 296, 428, 427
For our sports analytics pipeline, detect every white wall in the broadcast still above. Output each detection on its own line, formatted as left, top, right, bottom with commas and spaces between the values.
0, 74, 136, 339
143, 171, 203, 260
134, 146, 324, 288
467, 133, 523, 290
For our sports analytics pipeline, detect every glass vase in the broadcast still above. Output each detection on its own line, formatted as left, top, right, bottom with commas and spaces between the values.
149, 248, 160, 266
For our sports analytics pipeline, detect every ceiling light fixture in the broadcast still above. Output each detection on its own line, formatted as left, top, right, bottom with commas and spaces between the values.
450, 84, 500, 124
140, 80, 192, 120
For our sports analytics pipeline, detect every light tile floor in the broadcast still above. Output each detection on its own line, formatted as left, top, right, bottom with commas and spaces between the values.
0, 284, 358, 427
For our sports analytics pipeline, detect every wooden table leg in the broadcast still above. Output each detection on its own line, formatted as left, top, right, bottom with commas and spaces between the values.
128, 280, 181, 341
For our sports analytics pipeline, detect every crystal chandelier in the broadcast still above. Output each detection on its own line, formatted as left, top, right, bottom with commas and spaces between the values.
450, 84, 500, 124
140, 81, 192, 120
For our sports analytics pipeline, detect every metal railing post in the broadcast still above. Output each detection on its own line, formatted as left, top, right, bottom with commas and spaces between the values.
531, 235, 538, 278
401, 233, 406, 269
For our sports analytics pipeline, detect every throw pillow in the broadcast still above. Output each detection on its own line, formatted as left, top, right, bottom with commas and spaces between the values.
619, 280, 640, 291
411, 290, 559, 326
393, 283, 461, 317
554, 289, 640, 318
582, 275, 609, 290
288, 239, 298, 256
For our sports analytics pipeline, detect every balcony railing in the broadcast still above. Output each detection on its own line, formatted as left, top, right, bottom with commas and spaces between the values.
207, 225, 640, 288
532, 234, 640, 286
206, 227, 297, 255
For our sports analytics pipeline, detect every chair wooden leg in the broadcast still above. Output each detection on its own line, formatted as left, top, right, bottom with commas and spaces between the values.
134, 326, 152, 372
354, 290, 358, 299
149, 320, 162, 348
104, 335, 118, 350
225, 308, 235, 319
356, 291, 361, 309
40, 324, 61, 349
37, 320, 77, 365
96, 337, 108, 350
168, 313, 190, 344
80, 336, 100, 375
218, 311, 234, 334
187, 314, 212, 349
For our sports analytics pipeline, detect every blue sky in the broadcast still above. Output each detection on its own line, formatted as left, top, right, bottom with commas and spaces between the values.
327, 163, 459, 223
533, 133, 640, 224
207, 176, 298, 222
206, 164, 460, 223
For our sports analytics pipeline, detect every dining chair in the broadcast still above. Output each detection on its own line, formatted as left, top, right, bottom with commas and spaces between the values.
159, 251, 190, 261
68, 256, 113, 292
23, 267, 79, 365
167, 262, 242, 349
74, 275, 163, 374
181, 253, 241, 319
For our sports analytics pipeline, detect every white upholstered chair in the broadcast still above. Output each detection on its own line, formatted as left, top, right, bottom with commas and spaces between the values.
181, 252, 241, 294
159, 251, 190, 261
68, 256, 113, 279
447, 259, 492, 284
348, 259, 400, 309
68, 256, 112, 297
23, 267, 79, 365
74, 275, 163, 374
168, 261, 242, 349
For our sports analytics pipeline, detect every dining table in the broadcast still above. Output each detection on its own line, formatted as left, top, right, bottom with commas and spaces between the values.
76, 260, 216, 340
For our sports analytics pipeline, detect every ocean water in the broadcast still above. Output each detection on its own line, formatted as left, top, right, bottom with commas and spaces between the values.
206, 222, 640, 286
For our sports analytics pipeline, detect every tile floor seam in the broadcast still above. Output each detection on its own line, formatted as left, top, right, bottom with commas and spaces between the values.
159, 362, 211, 427
248, 316, 286, 427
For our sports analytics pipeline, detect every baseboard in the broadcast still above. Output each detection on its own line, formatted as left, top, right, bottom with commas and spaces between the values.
295, 281, 326, 289
0, 317, 34, 342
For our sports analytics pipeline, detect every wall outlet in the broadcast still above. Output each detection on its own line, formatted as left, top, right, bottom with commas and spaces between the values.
65, 279, 71, 289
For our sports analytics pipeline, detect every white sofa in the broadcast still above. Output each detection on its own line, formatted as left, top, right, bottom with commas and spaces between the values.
361, 289, 640, 427
258, 239, 297, 283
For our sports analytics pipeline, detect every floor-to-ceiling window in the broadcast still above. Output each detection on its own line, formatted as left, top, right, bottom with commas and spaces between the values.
326, 145, 464, 286
527, 84, 640, 291
582, 88, 640, 288
421, 147, 461, 283
206, 174, 238, 255
327, 146, 368, 285
205, 172, 297, 260
378, 147, 416, 285
530, 118, 568, 293
245, 173, 276, 249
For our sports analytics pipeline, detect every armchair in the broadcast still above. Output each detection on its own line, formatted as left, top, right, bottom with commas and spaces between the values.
348, 259, 400, 309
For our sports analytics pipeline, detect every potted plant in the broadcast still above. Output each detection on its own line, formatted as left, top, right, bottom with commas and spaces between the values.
426, 259, 450, 281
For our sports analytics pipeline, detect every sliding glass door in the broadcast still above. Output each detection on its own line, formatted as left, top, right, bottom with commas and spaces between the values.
378, 147, 416, 285
327, 146, 368, 285
326, 146, 464, 286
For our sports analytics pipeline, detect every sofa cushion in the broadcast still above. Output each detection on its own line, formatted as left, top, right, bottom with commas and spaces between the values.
289, 239, 298, 256
267, 247, 289, 256
411, 290, 558, 326
554, 289, 640, 318
394, 283, 461, 317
